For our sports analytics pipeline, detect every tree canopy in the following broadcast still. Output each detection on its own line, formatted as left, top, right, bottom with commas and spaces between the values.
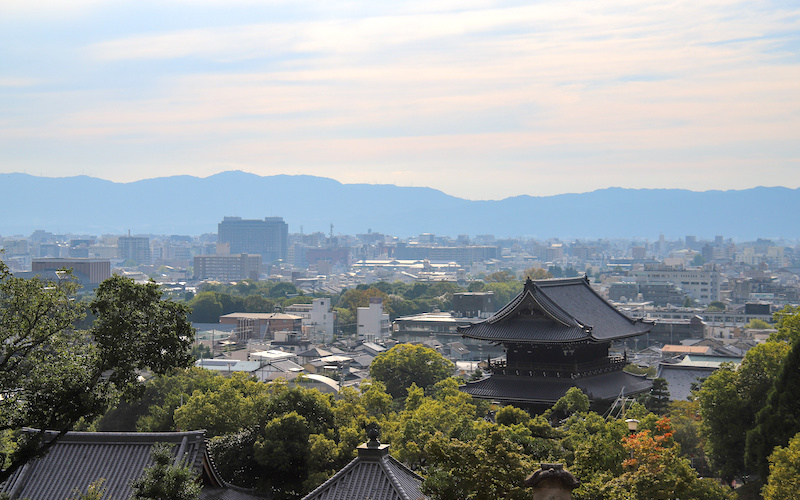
0, 265, 195, 482
369, 344, 455, 398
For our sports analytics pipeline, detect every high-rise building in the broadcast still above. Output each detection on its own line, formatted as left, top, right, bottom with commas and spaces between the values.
217, 216, 288, 264
117, 236, 150, 265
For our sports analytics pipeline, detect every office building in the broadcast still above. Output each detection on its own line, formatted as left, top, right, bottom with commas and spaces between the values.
218, 217, 288, 264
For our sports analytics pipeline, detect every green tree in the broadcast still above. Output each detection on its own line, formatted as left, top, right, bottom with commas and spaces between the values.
369, 344, 454, 398
129, 443, 201, 500
187, 292, 223, 323
745, 318, 771, 330
761, 432, 800, 500
544, 387, 590, 424
0, 266, 195, 483
174, 374, 270, 436
645, 377, 670, 415
269, 282, 299, 298
771, 305, 800, 342
697, 341, 790, 482
707, 301, 726, 312
254, 412, 312, 498
423, 424, 535, 500
243, 294, 273, 313
89, 275, 195, 397
745, 336, 800, 479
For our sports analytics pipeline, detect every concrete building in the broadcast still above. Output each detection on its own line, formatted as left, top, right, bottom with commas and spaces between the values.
357, 297, 390, 342
31, 258, 111, 286
284, 298, 335, 343
634, 264, 721, 304
117, 235, 150, 265
193, 253, 261, 281
219, 312, 302, 341
218, 216, 288, 264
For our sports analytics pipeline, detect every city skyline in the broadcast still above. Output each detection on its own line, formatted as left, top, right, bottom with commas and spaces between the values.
1, 0, 799, 200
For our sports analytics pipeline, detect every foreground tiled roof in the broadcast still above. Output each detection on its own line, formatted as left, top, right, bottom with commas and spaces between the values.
461, 371, 653, 404
460, 277, 652, 344
302, 443, 427, 500
0, 430, 265, 500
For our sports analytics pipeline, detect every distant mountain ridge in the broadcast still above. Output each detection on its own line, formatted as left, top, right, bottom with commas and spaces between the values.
1, 171, 797, 240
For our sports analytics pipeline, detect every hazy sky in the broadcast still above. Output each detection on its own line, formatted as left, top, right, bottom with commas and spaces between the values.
1, 0, 798, 200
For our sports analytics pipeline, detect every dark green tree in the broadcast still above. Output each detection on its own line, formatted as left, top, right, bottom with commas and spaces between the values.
187, 292, 223, 323
129, 443, 201, 500
645, 378, 670, 415
254, 412, 312, 499
369, 344, 454, 398
745, 336, 800, 479
697, 342, 789, 482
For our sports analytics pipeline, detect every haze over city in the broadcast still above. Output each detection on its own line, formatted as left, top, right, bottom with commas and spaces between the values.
2, 0, 799, 200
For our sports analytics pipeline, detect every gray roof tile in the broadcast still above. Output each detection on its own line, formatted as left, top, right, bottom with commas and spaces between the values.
302, 444, 427, 500
460, 277, 652, 343
0, 431, 265, 500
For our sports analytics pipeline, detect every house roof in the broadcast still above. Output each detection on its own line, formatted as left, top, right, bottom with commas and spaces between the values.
460, 371, 653, 405
460, 277, 652, 344
302, 442, 427, 500
298, 347, 334, 358
0, 430, 265, 500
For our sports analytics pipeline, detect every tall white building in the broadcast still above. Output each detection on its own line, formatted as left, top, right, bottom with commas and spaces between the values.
285, 298, 335, 343
357, 297, 390, 343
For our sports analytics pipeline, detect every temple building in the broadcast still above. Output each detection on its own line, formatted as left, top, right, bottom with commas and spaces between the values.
459, 277, 654, 410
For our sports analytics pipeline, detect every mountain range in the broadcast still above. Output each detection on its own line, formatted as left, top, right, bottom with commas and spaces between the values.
1, 171, 797, 241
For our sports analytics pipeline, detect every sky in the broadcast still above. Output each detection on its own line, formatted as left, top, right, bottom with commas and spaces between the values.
1, 0, 799, 200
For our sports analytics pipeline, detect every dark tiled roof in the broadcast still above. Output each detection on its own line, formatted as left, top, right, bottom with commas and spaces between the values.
302, 443, 427, 500
460, 371, 652, 404
656, 364, 716, 401
460, 277, 652, 343
0, 431, 265, 500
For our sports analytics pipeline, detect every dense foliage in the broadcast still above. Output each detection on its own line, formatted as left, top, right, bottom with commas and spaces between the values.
0, 263, 195, 482
369, 344, 455, 398
691, 304, 800, 497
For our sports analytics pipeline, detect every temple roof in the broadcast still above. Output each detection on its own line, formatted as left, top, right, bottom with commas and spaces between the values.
0, 430, 265, 500
302, 442, 427, 500
461, 371, 653, 404
460, 277, 652, 344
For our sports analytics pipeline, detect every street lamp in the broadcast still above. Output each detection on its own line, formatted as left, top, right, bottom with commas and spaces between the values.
625, 418, 639, 433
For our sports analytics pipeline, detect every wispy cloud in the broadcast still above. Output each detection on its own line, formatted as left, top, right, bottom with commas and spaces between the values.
0, 0, 798, 198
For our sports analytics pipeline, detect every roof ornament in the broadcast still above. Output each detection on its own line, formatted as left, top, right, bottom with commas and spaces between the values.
365, 422, 381, 448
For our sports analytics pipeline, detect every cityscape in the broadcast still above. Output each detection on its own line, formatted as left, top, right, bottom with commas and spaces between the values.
2, 0, 799, 498
2, 199, 800, 499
